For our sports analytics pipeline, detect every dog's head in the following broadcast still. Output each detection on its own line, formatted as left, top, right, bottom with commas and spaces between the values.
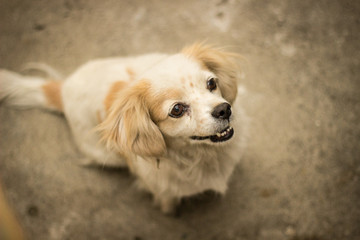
98, 43, 240, 158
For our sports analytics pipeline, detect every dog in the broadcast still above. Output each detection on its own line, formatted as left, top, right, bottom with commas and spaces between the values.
0, 43, 246, 214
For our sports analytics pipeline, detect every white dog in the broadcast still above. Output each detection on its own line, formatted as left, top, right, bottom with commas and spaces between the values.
0, 43, 246, 213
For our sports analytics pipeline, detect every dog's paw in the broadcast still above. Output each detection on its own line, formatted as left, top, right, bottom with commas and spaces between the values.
154, 196, 180, 215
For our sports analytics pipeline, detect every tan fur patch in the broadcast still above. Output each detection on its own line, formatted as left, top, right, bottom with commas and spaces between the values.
42, 81, 63, 111
104, 81, 128, 112
97, 80, 167, 158
148, 89, 182, 123
96, 110, 103, 123
182, 42, 241, 103
126, 67, 136, 81
182, 42, 239, 71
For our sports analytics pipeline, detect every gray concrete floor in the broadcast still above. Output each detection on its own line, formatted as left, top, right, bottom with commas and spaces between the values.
0, 0, 359, 239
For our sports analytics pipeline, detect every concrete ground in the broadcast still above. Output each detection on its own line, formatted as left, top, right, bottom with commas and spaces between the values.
0, 0, 359, 239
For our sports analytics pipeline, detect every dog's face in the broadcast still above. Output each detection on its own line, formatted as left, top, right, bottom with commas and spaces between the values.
98, 43, 240, 158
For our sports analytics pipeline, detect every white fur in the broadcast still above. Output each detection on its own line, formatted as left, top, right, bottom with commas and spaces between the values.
0, 69, 48, 109
0, 45, 247, 214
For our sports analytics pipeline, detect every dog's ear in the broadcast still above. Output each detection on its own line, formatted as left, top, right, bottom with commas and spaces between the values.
182, 42, 241, 104
97, 80, 166, 158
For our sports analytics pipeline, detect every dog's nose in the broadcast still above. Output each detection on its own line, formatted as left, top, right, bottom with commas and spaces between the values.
211, 102, 232, 120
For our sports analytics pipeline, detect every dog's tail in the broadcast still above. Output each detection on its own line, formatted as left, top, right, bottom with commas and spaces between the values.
0, 68, 64, 112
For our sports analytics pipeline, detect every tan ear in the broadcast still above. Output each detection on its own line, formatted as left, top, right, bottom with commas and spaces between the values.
97, 80, 166, 158
182, 42, 241, 104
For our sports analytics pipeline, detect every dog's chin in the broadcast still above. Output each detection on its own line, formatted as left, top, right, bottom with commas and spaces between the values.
190, 126, 234, 144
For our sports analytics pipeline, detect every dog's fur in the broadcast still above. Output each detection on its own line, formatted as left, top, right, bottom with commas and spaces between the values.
0, 43, 246, 213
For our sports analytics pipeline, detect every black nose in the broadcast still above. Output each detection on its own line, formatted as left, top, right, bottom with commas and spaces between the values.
211, 102, 232, 120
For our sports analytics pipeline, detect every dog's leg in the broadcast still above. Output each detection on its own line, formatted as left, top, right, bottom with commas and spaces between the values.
67, 123, 127, 167
154, 195, 180, 215
76, 139, 127, 168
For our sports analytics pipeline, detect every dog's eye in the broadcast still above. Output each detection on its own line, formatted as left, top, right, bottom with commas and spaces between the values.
207, 78, 217, 92
169, 103, 186, 118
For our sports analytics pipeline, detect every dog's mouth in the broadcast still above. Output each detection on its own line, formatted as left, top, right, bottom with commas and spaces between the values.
190, 126, 234, 143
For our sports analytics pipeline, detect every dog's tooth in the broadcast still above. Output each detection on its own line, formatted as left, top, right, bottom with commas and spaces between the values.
217, 133, 221, 137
